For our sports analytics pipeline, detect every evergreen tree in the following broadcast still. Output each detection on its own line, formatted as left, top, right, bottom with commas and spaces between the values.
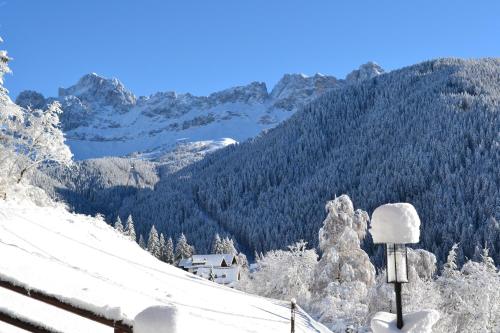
147, 225, 160, 258
138, 234, 146, 249
165, 237, 174, 264
159, 233, 166, 262
125, 215, 136, 242
114, 216, 124, 234
221, 237, 237, 255
175, 233, 193, 262
212, 233, 224, 254
443, 243, 459, 277
208, 267, 215, 282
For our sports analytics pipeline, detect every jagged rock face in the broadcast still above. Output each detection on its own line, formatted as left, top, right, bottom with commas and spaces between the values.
15, 63, 383, 159
208, 82, 269, 105
59, 73, 136, 112
270, 73, 341, 110
15, 90, 47, 109
137, 82, 268, 118
346, 62, 385, 84
56, 95, 93, 131
137, 92, 207, 118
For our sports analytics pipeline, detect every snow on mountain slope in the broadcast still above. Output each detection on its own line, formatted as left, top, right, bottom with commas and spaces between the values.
0, 197, 331, 333
16, 64, 381, 160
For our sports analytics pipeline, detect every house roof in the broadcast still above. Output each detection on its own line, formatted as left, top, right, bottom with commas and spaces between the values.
178, 258, 192, 268
190, 254, 236, 267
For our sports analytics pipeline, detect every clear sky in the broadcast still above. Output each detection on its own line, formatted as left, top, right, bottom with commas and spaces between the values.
1, 0, 499, 99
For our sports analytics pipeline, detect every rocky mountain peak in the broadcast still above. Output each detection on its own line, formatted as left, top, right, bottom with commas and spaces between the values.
58, 73, 136, 111
270, 73, 340, 110
345, 62, 384, 84
208, 81, 269, 105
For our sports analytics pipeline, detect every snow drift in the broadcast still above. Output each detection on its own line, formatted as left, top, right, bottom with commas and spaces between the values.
0, 197, 331, 333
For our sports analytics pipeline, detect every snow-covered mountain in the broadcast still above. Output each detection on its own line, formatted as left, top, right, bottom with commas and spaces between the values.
0, 195, 331, 332
16, 64, 382, 160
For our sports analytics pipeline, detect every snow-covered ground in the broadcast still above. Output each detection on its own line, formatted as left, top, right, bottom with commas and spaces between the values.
0, 197, 331, 333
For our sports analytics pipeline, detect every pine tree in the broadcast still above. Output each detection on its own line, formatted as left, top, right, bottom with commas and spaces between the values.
480, 246, 496, 273
175, 233, 193, 262
212, 233, 224, 254
125, 215, 136, 242
165, 237, 174, 264
114, 216, 124, 234
159, 233, 166, 262
221, 237, 237, 255
147, 225, 160, 259
138, 234, 146, 249
443, 243, 459, 277
208, 267, 215, 281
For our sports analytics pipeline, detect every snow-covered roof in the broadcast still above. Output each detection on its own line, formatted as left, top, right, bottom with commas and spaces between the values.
0, 198, 332, 332
178, 258, 191, 268
190, 254, 237, 267
370, 203, 421, 244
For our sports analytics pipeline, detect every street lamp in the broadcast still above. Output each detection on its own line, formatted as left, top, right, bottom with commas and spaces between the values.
385, 243, 408, 329
370, 203, 420, 330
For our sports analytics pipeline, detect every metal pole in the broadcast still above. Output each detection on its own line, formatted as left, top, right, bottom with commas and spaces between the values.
291, 300, 296, 333
394, 282, 404, 329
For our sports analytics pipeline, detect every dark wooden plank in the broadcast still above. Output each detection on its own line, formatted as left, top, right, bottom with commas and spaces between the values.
0, 278, 133, 332
0, 308, 61, 333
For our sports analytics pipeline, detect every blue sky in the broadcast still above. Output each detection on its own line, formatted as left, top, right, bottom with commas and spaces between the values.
1, 0, 499, 99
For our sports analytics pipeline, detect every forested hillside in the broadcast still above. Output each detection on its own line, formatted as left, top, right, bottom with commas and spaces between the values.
112, 58, 499, 265
34, 59, 499, 265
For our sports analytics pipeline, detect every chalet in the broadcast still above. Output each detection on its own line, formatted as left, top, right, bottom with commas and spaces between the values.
178, 254, 240, 287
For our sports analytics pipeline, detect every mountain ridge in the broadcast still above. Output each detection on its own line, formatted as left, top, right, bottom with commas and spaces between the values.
16, 62, 383, 160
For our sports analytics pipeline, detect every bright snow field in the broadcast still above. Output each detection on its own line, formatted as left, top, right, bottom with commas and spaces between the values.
0, 198, 331, 333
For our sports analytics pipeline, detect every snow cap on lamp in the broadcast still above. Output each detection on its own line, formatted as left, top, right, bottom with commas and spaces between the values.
370, 203, 420, 244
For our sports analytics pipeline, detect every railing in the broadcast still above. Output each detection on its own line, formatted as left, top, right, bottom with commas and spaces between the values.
0, 277, 133, 333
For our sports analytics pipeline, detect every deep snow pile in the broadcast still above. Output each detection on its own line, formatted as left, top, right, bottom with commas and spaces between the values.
370, 203, 420, 244
0, 197, 331, 333
371, 310, 440, 333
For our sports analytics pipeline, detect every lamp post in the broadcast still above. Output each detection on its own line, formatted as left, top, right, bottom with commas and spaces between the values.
369, 202, 421, 331
385, 243, 409, 329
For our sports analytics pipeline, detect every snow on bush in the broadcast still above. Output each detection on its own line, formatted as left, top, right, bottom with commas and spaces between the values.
370, 203, 420, 244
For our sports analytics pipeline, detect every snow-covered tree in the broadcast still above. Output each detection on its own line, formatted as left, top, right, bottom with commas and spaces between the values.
159, 233, 166, 261
208, 267, 215, 282
165, 237, 174, 264
435, 244, 500, 332
442, 243, 459, 278
114, 216, 124, 234
238, 240, 317, 306
310, 195, 375, 331
138, 234, 146, 249
175, 233, 193, 262
221, 237, 237, 255
237, 252, 248, 269
147, 225, 160, 258
125, 215, 136, 242
212, 233, 224, 254
0, 37, 72, 196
